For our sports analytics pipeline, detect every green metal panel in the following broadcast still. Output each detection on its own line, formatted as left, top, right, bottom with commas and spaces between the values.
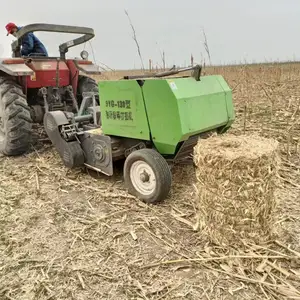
98, 80, 150, 140
216, 76, 235, 131
98, 75, 234, 156
142, 75, 234, 154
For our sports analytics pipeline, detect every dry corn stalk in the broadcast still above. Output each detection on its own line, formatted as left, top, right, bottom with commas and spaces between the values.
194, 134, 280, 246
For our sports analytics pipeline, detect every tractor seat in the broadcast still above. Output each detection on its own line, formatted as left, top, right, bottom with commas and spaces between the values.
23, 55, 67, 61
26, 53, 47, 57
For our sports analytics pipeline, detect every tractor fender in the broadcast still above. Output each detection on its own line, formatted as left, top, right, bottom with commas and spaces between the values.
73, 60, 101, 75
0, 58, 34, 76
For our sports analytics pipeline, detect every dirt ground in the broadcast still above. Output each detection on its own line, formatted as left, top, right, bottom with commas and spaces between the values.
0, 64, 300, 300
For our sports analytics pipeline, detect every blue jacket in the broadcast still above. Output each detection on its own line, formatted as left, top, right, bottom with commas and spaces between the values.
18, 26, 48, 57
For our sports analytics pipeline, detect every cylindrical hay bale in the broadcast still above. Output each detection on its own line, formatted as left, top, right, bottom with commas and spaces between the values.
193, 134, 280, 246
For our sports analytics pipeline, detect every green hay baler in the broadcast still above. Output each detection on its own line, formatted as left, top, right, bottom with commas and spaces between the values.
44, 65, 235, 203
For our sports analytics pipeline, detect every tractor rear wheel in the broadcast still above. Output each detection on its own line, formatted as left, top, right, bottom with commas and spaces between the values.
0, 77, 32, 156
124, 149, 172, 204
77, 75, 99, 104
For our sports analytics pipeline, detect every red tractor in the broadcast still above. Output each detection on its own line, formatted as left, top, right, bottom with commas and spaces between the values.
0, 23, 101, 156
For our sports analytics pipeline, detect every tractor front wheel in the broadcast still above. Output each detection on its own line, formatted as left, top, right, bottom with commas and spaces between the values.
124, 149, 172, 204
0, 77, 32, 156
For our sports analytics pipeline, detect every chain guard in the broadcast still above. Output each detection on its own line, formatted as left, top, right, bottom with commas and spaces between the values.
43, 111, 85, 168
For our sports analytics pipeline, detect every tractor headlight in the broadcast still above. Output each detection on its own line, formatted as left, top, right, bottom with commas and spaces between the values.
80, 50, 89, 60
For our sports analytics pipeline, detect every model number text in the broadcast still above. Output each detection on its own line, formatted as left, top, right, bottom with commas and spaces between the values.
105, 100, 131, 109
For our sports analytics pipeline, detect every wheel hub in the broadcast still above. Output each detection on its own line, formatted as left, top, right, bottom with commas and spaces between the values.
130, 160, 156, 196
140, 170, 150, 182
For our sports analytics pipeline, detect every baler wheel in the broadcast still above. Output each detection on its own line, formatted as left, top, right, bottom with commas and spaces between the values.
0, 77, 32, 156
124, 149, 172, 204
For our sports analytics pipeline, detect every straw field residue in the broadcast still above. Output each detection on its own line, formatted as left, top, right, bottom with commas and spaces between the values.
0, 63, 300, 299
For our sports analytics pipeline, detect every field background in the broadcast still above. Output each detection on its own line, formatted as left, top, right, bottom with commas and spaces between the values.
0, 63, 300, 299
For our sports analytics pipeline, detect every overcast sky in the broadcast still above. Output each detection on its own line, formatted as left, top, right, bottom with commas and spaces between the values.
0, 0, 299, 69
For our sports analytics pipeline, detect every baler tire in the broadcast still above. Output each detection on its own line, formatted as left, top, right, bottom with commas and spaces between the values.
0, 77, 32, 156
77, 75, 99, 104
124, 148, 172, 204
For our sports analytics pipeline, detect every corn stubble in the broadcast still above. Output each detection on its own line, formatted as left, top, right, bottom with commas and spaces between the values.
0, 63, 299, 300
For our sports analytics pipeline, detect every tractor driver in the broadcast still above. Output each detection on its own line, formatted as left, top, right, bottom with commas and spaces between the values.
5, 22, 48, 57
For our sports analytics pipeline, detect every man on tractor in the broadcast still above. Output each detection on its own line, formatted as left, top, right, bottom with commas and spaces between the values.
5, 22, 48, 57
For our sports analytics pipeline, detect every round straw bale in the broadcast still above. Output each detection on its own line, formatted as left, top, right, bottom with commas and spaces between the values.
193, 134, 280, 246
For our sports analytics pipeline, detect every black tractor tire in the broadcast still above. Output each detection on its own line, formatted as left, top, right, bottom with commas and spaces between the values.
77, 75, 99, 104
0, 77, 32, 156
124, 148, 172, 204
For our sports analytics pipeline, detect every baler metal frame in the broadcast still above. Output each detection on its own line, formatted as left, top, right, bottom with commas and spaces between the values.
42, 64, 235, 204
123, 65, 202, 81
